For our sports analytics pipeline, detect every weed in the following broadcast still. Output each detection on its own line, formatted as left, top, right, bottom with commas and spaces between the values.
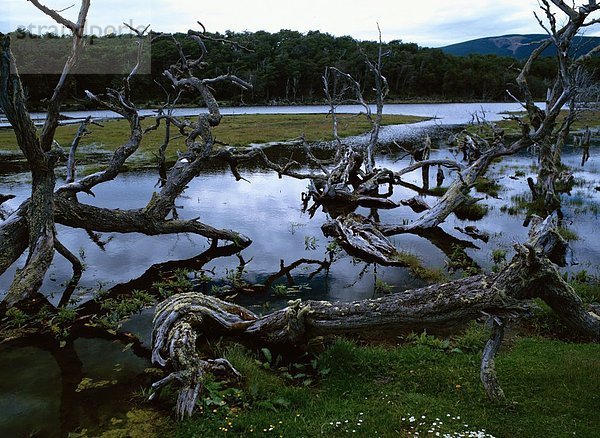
304, 235, 318, 251
491, 249, 507, 265
374, 278, 394, 296
573, 270, 591, 283
225, 268, 247, 289
4, 307, 28, 328
325, 240, 342, 260
447, 245, 480, 275
557, 227, 579, 242
454, 202, 488, 221
288, 222, 305, 235
452, 323, 488, 354
95, 290, 155, 329
405, 330, 451, 351
272, 284, 289, 297
153, 269, 193, 298
474, 176, 501, 197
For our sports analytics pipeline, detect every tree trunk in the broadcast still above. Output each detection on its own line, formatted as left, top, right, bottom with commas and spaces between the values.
150, 216, 599, 417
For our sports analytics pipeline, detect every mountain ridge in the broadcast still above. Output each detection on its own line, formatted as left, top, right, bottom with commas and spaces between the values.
439, 33, 600, 58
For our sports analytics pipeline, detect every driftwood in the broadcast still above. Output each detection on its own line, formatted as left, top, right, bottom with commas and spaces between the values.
150, 215, 600, 418
0, 1, 90, 307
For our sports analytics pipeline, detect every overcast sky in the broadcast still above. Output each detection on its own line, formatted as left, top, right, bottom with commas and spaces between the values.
3, 0, 600, 47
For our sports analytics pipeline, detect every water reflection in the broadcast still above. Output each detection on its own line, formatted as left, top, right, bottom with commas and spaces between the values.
2, 139, 598, 307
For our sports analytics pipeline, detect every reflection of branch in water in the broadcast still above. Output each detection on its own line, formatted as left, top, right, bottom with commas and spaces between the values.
396, 179, 446, 197
85, 229, 113, 251
46, 340, 84, 436
55, 239, 83, 308
1, 314, 152, 435
418, 227, 481, 272
344, 262, 372, 289
260, 258, 331, 292
101, 242, 244, 298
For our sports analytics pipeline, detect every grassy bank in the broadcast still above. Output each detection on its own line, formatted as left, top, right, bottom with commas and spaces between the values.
470, 109, 600, 137
0, 113, 427, 163
98, 324, 599, 438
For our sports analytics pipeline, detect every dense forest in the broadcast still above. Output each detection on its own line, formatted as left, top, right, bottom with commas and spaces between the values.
8, 27, 600, 109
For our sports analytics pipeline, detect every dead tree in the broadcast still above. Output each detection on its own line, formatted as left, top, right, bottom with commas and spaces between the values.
0, 0, 90, 306
516, 1, 600, 214
0, 15, 252, 308
150, 214, 600, 418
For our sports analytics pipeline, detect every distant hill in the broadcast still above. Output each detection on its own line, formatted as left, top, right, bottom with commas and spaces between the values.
440, 34, 600, 59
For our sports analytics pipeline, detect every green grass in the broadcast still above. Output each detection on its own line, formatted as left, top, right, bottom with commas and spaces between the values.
491, 109, 600, 137
453, 201, 489, 221
0, 113, 427, 163
557, 226, 579, 242
474, 176, 502, 197
122, 333, 600, 438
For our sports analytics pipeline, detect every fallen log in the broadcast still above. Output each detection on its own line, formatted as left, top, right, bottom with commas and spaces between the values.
150, 215, 599, 418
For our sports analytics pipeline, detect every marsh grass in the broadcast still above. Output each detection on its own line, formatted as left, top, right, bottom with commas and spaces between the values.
492, 109, 600, 136
0, 113, 427, 165
474, 176, 502, 197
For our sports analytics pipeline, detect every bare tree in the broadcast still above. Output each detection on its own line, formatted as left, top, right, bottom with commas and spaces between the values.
145, 9, 600, 418
0, 14, 252, 308
0, 0, 90, 306
513, 1, 600, 214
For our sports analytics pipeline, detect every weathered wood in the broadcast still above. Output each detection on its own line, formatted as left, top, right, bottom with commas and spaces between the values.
480, 317, 506, 402
321, 213, 411, 267
0, 24, 255, 307
0, 2, 91, 306
518, 1, 600, 213
151, 218, 599, 417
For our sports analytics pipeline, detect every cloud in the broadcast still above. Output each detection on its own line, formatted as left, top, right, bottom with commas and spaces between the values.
2, 0, 598, 46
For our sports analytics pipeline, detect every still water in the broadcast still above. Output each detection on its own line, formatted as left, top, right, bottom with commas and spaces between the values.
0, 101, 531, 128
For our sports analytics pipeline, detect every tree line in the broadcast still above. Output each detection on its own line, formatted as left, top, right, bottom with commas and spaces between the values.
7, 27, 600, 109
